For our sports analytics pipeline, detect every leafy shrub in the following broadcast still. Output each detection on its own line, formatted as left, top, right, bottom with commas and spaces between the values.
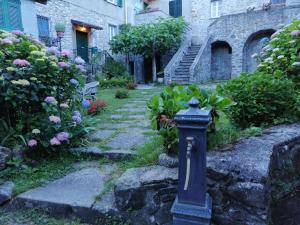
147, 85, 233, 154
0, 30, 87, 150
127, 82, 137, 90
87, 99, 108, 115
256, 20, 300, 87
102, 59, 129, 79
219, 72, 297, 128
97, 77, 131, 89
115, 89, 129, 99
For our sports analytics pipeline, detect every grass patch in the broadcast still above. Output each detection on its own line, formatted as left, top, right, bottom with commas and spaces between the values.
0, 151, 90, 195
118, 135, 163, 171
0, 208, 83, 225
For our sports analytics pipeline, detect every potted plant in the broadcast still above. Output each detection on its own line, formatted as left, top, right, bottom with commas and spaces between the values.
157, 71, 164, 84
55, 23, 66, 38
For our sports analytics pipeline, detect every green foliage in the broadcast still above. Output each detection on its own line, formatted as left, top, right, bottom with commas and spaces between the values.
110, 17, 187, 80
0, 30, 87, 150
102, 59, 129, 79
97, 77, 131, 88
256, 20, 300, 87
115, 89, 129, 99
219, 72, 297, 128
147, 85, 234, 154
126, 82, 137, 90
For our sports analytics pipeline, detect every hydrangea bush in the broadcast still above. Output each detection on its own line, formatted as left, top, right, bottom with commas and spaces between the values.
256, 20, 300, 86
0, 30, 87, 151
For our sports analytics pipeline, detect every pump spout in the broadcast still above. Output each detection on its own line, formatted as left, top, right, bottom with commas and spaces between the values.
184, 137, 194, 191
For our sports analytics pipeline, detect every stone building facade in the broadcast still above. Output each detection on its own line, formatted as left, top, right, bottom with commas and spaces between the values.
164, 0, 300, 84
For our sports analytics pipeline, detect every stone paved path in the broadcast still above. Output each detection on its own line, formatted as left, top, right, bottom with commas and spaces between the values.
10, 86, 161, 223
70, 87, 158, 160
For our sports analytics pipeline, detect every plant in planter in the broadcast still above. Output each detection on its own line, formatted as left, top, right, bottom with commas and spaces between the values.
147, 85, 234, 154
55, 23, 66, 38
157, 71, 164, 84
115, 89, 129, 99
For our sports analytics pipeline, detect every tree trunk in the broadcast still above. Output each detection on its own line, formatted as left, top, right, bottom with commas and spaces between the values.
152, 54, 157, 82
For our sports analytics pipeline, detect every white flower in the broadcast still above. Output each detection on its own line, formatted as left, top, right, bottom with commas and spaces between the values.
292, 62, 300, 67
251, 53, 258, 58
32, 129, 41, 134
272, 48, 280, 52
277, 55, 284, 59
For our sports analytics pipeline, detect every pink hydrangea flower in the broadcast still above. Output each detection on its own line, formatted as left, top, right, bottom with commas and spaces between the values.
56, 132, 70, 142
74, 56, 85, 65
58, 61, 69, 68
28, 139, 37, 147
13, 59, 30, 67
1, 38, 13, 45
50, 137, 61, 146
76, 64, 87, 73
291, 30, 300, 37
47, 46, 60, 55
11, 30, 24, 36
61, 49, 72, 58
49, 115, 61, 124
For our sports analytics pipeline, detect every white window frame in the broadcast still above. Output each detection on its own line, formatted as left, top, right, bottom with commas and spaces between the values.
211, 1, 220, 18
109, 24, 118, 41
107, 0, 117, 5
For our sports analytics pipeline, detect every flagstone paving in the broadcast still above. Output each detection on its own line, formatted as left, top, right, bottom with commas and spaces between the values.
10, 86, 162, 223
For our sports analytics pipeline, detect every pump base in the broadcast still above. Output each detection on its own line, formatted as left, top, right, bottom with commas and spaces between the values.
171, 194, 212, 225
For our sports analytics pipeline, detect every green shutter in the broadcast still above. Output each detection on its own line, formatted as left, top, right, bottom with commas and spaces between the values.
0, 0, 6, 29
117, 0, 123, 7
7, 0, 22, 30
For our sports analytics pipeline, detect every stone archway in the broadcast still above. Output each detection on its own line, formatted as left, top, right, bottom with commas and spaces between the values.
211, 41, 232, 80
243, 29, 276, 72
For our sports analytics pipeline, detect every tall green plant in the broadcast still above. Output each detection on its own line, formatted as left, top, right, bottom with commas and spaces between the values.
147, 85, 234, 154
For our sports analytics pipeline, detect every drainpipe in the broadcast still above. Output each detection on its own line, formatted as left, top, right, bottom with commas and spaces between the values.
124, 0, 128, 24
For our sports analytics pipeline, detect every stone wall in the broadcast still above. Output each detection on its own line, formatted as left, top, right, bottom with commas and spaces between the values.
114, 124, 300, 225
35, 0, 138, 52
193, 4, 300, 81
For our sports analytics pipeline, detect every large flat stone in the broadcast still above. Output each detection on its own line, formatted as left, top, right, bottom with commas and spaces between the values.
97, 123, 132, 130
116, 108, 147, 113
14, 168, 104, 211
0, 181, 14, 205
106, 128, 147, 150
207, 124, 300, 183
88, 130, 114, 142
71, 147, 135, 160
127, 115, 146, 120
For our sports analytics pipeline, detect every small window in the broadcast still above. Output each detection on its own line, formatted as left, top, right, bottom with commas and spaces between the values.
109, 24, 117, 41
271, 0, 286, 4
211, 0, 220, 18
37, 15, 50, 38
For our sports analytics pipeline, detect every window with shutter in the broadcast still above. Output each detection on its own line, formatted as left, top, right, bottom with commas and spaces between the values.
169, 1, 175, 17
211, 0, 220, 18
37, 15, 49, 37
117, 0, 122, 7
0, 0, 22, 31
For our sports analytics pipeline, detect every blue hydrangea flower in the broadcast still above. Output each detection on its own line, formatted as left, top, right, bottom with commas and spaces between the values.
72, 111, 81, 117
70, 78, 79, 86
72, 115, 82, 124
82, 99, 91, 109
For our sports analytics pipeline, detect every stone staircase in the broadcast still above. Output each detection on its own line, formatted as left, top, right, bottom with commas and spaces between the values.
172, 45, 201, 85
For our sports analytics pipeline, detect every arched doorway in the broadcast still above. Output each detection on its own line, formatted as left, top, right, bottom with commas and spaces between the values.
211, 41, 232, 80
243, 29, 276, 72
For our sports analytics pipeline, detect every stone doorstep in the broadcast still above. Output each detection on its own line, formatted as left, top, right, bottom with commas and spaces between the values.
71, 147, 136, 161
11, 168, 120, 224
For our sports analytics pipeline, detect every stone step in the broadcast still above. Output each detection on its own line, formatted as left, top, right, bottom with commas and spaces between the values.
11, 167, 122, 224
71, 146, 136, 160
